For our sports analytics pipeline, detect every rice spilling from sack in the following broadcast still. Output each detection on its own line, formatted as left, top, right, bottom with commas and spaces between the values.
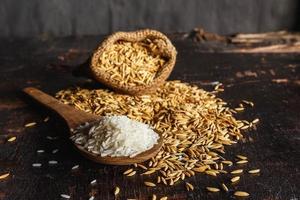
57, 80, 256, 185
71, 116, 159, 157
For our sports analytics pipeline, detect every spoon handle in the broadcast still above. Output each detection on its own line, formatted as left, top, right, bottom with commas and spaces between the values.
23, 87, 97, 129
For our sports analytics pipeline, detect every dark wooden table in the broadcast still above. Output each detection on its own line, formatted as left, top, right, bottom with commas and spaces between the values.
0, 34, 299, 200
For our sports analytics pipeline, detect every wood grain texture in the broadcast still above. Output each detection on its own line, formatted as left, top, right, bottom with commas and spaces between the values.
0, 35, 299, 200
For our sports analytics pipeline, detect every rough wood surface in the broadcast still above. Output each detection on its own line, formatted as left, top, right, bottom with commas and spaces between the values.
0, 35, 299, 200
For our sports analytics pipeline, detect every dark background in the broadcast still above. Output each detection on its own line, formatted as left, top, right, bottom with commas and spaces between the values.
0, 0, 299, 38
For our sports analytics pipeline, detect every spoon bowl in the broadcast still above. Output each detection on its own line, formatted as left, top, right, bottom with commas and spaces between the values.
23, 87, 163, 165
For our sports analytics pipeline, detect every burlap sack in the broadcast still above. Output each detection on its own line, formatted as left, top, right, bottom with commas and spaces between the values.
90, 29, 177, 95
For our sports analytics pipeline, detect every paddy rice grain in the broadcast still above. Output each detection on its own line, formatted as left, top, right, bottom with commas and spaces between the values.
231, 169, 243, 174
56, 80, 253, 187
206, 187, 220, 192
7, 136, 16, 142
114, 186, 120, 195
0, 173, 10, 179
236, 155, 247, 160
123, 168, 133, 175
236, 160, 248, 164
221, 183, 229, 192
185, 182, 194, 191
248, 169, 260, 174
234, 191, 250, 197
144, 181, 156, 187
95, 39, 166, 87
127, 171, 136, 176
231, 176, 240, 183
25, 122, 36, 127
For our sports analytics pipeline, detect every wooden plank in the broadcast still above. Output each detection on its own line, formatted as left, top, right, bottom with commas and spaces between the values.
0, 35, 299, 200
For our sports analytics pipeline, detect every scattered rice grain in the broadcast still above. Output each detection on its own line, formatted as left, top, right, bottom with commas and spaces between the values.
206, 187, 220, 192
56, 81, 255, 187
234, 191, 250, 197
236, 160, 248, 164
236, 155, 247, 160
152, 194, 157, 200
114, 186, 120, 195
60, 194, 70, 199
0, 173, 10, 179
221, 183, 229, 192
32, 163, 42, 167
71, 165, 79, 170
89, 196, 95, 200
123, 168, 133, 175
7, 136, 16, 142
127, 171, 136, 176
90, 179, 97, 185
48, 160, 58, 165
248, 169, 260, 174
37, 149, 45, 153
25, 122, 36, 127
231, 169, 243, 174
44, 117, 50, 122
144, 181, 156, 187
231, 176, 240, 183
185, 182, 194, 191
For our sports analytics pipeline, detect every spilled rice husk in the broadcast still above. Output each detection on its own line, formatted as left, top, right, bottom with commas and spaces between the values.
236, 155, 247, 160
206, 187, 220, 192
221, 183, 229, 192
236, 160, 248, 164
248, 169, 260, 174
234, 191, 250, 197
7, 136, 16, 142
0, 173, 10, 179
25, 122, 36, 127
185, 182, 194, 191
123, 168, 134, 175
114, 186, 120, 195
144, 181, 156, 187
127, 171, 136, 176
222, 160, 233, 166
152, 194, 157, 200
56, 80, 255, 186
231, 169, 243, 174
231, 176, 240, 183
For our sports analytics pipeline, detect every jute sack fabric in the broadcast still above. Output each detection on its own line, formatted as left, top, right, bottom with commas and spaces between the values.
90, 29, 177, 95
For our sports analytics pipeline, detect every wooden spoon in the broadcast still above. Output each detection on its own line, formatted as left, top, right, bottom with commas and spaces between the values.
23, 87, 163, 165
